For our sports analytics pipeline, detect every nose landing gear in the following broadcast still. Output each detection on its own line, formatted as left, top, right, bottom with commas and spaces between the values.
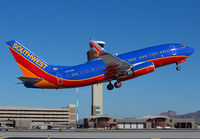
176, 66, 181, 71
176, 63, 181, 71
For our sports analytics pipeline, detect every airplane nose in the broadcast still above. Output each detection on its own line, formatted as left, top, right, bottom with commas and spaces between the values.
187, 47, 195, 56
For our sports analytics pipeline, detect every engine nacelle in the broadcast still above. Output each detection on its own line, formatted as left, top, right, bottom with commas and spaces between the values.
132, 62, 155, 76
127, 69, 134, 75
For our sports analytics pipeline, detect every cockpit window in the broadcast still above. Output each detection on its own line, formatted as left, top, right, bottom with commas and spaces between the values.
180, 45, 185, 48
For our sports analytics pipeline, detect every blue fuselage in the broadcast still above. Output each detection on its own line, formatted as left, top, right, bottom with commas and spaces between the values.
49, 43, 194, 82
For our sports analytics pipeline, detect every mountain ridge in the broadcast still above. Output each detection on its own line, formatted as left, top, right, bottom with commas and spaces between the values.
160, 110, 200, 124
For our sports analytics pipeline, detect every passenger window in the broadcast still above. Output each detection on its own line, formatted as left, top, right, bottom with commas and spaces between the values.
75, 73, 77, 76
139, 56, 141, 59
134, 58, 136, 60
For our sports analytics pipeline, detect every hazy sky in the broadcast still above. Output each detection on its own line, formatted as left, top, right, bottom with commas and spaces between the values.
0, 0, 200, 119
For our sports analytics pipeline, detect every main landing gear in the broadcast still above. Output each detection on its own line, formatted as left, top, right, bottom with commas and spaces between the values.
107, 81, 121, 90
107, 83, 114, 90
114, 81, 121, 88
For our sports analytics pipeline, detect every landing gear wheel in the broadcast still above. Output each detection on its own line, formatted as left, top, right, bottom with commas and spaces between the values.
114, 81, 121, 88
176, 66, 181, 71
107, 83, 114, 90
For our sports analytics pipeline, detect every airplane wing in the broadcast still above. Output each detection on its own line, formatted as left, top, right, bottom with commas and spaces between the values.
89, 40, 132, 79
18, 77, 43, 84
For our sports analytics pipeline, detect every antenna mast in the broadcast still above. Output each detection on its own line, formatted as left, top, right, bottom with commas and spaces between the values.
76, 88, 79, 128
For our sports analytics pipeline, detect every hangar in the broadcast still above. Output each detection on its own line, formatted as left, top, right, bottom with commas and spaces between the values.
83, 115, 195, 129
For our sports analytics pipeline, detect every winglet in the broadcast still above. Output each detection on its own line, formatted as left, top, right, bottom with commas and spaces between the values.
89, 40, 108, 56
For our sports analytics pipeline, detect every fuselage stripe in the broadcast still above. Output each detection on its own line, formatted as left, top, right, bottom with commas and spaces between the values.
8, 44, 188, 88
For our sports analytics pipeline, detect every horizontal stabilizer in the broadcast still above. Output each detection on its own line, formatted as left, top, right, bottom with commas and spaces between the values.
18, 77, 43, 84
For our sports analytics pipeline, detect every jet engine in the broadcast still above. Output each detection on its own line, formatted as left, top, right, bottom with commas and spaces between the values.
127, 62, 155, 76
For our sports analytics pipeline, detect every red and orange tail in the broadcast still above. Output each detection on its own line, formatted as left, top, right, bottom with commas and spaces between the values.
7, 40, 49, 77
7, 40, 59, 89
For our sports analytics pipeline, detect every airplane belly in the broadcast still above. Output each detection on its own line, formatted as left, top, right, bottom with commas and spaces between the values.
150, 56, 187, 68
60, 74, 105, 88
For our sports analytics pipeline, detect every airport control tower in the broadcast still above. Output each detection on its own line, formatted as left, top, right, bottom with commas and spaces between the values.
87, 41, 105, 115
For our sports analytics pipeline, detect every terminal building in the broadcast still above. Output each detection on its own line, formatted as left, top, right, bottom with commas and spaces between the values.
83, 115, 195, 129
0, 105, 76, 129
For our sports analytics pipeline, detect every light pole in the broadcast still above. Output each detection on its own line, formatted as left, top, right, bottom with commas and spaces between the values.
76, 88, 79, 128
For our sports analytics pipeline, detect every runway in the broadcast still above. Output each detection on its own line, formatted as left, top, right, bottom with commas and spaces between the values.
1, 129, 200, 139
0, 138, 199, 139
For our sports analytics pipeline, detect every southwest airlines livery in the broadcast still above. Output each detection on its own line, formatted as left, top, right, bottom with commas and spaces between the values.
7, 40, 194, 90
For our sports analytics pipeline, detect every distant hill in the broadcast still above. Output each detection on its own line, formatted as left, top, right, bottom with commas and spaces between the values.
160, 110, 200, 125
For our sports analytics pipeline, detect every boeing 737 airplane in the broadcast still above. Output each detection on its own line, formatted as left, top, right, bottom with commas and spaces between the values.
7, 40, 194, 90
